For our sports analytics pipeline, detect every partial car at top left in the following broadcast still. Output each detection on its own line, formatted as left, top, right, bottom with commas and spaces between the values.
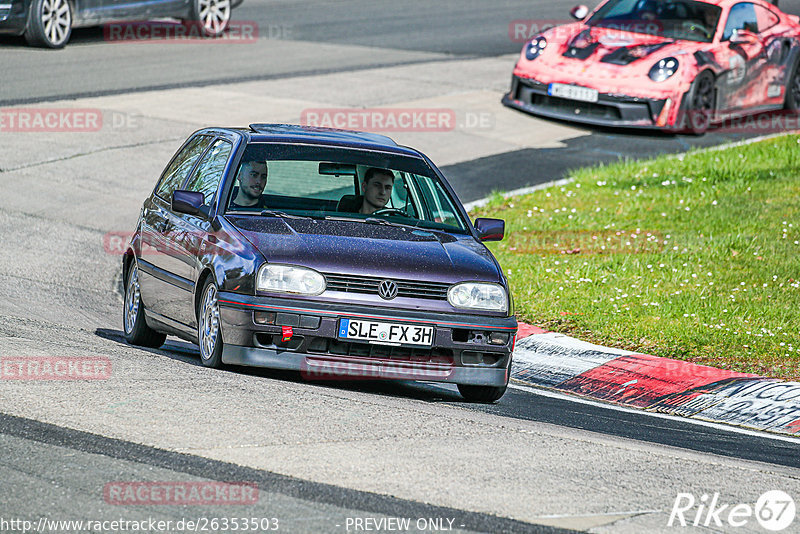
0, 0, 242, 48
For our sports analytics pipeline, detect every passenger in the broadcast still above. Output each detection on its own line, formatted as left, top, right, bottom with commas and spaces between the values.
231, 161, 268, 209
359, 167, 394, 214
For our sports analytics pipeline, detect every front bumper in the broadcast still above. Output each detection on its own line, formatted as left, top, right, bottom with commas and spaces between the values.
217, 292, 518, 387
503, 75, 674, 130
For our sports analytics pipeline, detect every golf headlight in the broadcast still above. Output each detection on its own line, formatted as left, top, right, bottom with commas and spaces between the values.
257, 264, 325, 295
649, 57, 679, 82
447, 282, 508, 312
525, 36, 547, 60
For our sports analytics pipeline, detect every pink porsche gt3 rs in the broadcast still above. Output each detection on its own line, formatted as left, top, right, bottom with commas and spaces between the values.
502, 0, 800, 133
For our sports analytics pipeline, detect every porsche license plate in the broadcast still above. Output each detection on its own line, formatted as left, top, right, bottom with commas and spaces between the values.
338, 318, 434, 347
548, 83, 599, 103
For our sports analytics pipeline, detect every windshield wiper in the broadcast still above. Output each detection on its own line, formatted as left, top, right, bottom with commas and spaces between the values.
323, 215, 363, 222
365, 217, 409, 228
259, 209, 316, 221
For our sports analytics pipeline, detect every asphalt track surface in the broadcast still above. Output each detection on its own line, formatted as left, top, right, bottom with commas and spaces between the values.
2, 1, 800, 532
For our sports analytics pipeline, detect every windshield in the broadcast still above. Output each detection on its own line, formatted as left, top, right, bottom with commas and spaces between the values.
587, 0, 722, 42
224, 144, 468, 234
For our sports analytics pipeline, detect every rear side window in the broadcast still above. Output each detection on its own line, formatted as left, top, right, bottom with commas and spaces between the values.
754, 4, 779, 32
722, 3, 758, 40
155, 135, 212, 200
184, 139, 233, 207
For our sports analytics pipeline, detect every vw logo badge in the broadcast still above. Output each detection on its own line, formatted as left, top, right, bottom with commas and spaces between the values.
378, 280, 398, 300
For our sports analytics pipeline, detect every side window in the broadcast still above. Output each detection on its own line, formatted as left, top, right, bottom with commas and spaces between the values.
155, 135, 212, 200
722, 3, 758, 40
184, 139, 233, 207
410, 175, 461, 228
754, 4, 779, 32
387, 173, 419, 217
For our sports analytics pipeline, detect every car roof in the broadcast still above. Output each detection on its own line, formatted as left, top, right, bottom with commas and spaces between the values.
216, 123, 424, 158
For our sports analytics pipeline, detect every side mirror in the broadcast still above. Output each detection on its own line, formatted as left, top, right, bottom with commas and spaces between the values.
474, 218, 505, 242
172, 190, 205, 216
729, 28, 758, 44
570, 4, 589, 20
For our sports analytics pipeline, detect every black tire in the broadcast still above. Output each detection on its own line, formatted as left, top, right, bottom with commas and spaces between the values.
123, 263, 167, 348
457, 356, 511, 403
197, 277, 224, 368
684, 70, 715, 135
784, 59, 800, 111
458, 383, 508, 403
24, 0, 72, 48
188, 0, 231, 37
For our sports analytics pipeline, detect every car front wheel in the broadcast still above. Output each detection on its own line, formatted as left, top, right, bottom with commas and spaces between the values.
198, 278, 224, 368
24, 0, 72, 48
458, 383, 508, 403
123, 263, 167, 348
458, 357, 511, 403
685, 70, 715, 135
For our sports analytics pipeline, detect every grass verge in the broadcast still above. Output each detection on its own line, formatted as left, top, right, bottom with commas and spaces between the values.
473, 134, 800, 378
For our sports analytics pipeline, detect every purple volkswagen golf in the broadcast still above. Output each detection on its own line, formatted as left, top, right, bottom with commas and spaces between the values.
122, 124, 517, 402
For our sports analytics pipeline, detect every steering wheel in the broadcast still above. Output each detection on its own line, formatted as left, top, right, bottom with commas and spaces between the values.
682, 20, 711, 37
371, 208, 408, 217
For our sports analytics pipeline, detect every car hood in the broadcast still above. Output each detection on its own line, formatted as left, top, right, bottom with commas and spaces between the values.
514, 22, 707, 94
228, 216, 503, 284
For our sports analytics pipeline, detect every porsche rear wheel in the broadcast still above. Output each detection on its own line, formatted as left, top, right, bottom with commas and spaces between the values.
198, 278, 224, 368
785, 59, 800, 111
685, 70, 715, 135
24, 0, 71, 48
123, 263, 167, 348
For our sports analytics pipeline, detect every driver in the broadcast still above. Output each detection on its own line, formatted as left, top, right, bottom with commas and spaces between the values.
700, 7, 718, 39
635, 0, 658, 20
231, 161, 268, 209
359, 167, 394, 214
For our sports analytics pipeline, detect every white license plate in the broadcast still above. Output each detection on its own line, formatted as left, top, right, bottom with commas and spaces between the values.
548, 83, 599, 103
338, 318, 434, 347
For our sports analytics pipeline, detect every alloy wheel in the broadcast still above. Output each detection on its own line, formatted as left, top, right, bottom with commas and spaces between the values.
41, 0, 71, 46
124, 265, 141, 335
200, 283, 220, 360
197, 0, 230, 35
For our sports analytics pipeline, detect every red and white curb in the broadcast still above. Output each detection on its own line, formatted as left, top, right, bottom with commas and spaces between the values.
511, 325, 800, 436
